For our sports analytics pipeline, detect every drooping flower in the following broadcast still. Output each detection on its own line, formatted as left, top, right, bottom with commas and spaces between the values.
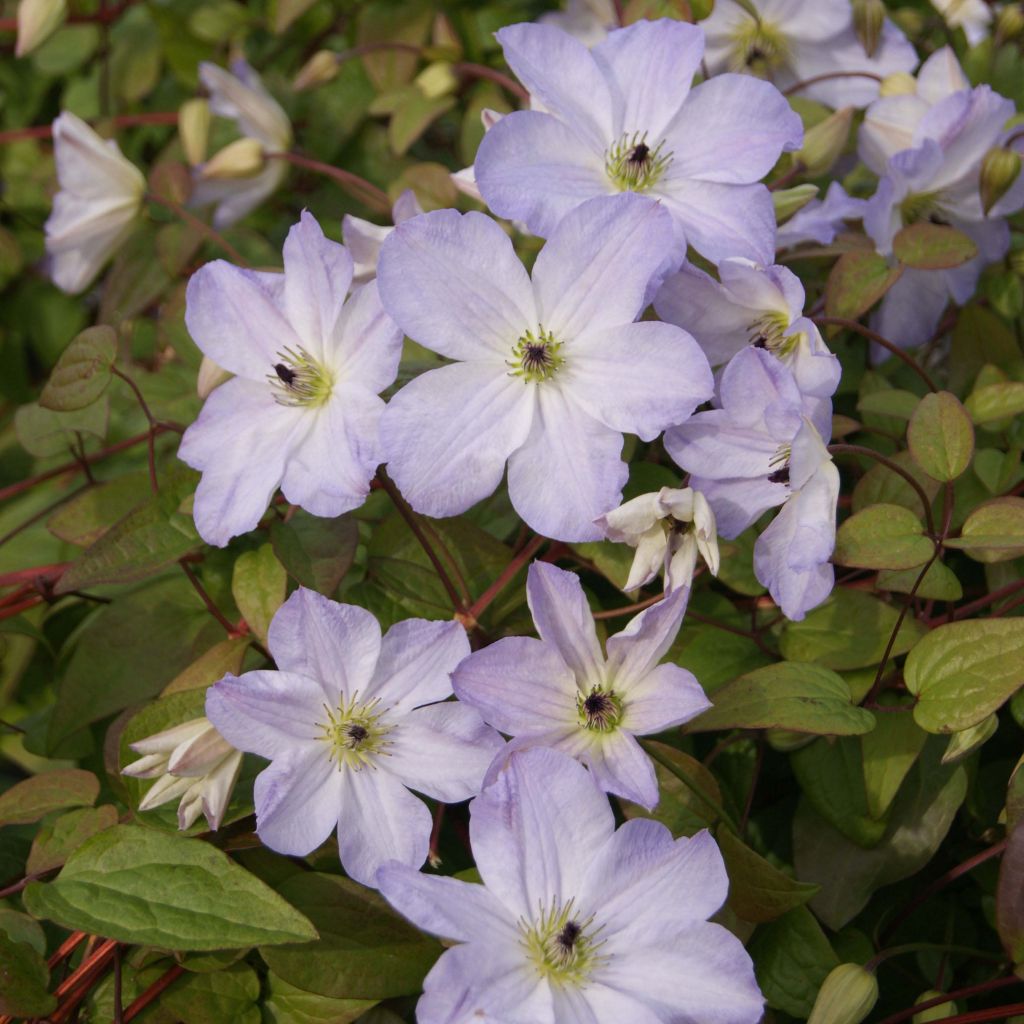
342, 189, 423, 284
654, 257, 840, 437
775, 181, 868, 250
930, 0, 992, 45
666, 347, 838, 621
43, 112, 146, 294
701, 0, 918, 109
453, 561, 709, 810
595, 486, 720, 592
122, 716, 242, 831
376, 194, 714, 542
205, 588, 504, 888
178, 211, 402, 546
473, 18, 803, 263
190, 60, 293, 228
378, 747, 765, 1024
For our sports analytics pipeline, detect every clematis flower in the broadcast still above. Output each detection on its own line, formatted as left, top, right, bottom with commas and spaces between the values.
595, 486, 720, 593
666, 347, 838, 621
342, 189, 423, 284
376, 193, 714, 542
452, 561, 709, 810
775, 181, 868, 250
190, 60, 293, 228
378, 747, 765, 1024
205, 588, 504, 888
473, 18, 803, 263
43, 112, 146, 294
178, 211, 402, 546
654, 257, 840, 437
122, 716, 242, 831
701, 0, 918, 109
930, 0, 992, 45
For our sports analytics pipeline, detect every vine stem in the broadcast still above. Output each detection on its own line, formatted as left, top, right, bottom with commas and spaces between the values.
783, 69, 883, 96
467, 532, 546, 622
124, 963, 186, 1020
813, 317, 939, 393
0, 111, 178, 145
592, 593, 664, 619
145, 191, 250, 266
939, 578, 1024, 623
876, 977, 1021, 1024
179, 561, 239, 637
111, 366, 160, 494
269, 152, 391, 214
921, 1003, 1024, 1023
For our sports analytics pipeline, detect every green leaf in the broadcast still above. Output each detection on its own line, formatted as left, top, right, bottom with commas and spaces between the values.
265, 973, 376, 1024
38, 325, 117, 412
860, 707, 927, 819
54, 465, 201, 593
997, 821, 1024, 965
825, 250, 903, 320
945, 497, 1024, 562
941, 713, 998, 764
570, 540, 636, 591
260, 872, 442, 999
833, 504, 933, 570
907, 391, 975, 482
388, 88, 456, 155
47, 471, 153, 547
856, 388, 920, 421
231, 544, 286, 644
161, 636, 250, 695
159, 962, 260, 1024
14, 399, 109, 458
780, 588, 927, 670
716, 827, 819, 923
23, 825, 317, 950
0, 769, 98, 826
270, 512, 358, 595
904, 619, 1024, 733
893, 223, 978, 269
632, 741, 733, 833
852, 450, 940, 517
26, 805, 119, 874
0, 910, 46, 955
687, 663, 875, 736
965, 381, 1024, 425
876, 561, 962, 601
0, 931, 56, 1017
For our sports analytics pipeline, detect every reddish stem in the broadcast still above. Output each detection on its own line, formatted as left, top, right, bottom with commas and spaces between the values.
876, 977, 1021, 1024
592, 593, 664, 619
270, 151, 391, 214
0, 111, 177, 145
813, 317, 939, 393
783, 69, 883, 97
467, 533, 546, 621
124, 963, 186, 1021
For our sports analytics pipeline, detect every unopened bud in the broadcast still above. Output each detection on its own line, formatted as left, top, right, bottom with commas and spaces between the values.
799, 107, 854, 177
852, 0, 885, 57
997, 4, 1024, 41
200, 137, 265, 180
197, 356, 231, 399
271, 0, 316, 34
16, 0, 67, 57
178, 98, 210, 167
980, 145, 1022, 215
880, 71, 917, 97
293, 50, 339, 92
415, 61, 458, 100
912, 990, 956, 1022
807, 964, 879, 1024
773, 184, 819, 224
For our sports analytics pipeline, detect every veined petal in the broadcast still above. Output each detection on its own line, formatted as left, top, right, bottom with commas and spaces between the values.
380, 361, 535, 519
377, 209, 536, 362
692, 475, 790, 539
331, 280, 403, 395
551, 983, 661, 1024
585, 730, 658, 809
370, 618, 470, 711
568, 320, 713, 441
199, 60, 291, 149
621, 662, 710, 734
254, 747, 342, 856
52, 112, 145, 199
605, 586, 689, 684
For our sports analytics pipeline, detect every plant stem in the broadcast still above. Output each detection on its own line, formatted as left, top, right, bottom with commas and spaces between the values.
592, 593, 664, 619
146, 191, 250, 266
124, 963, 186, 1020
270, 151, 391, 214
179, 561, 238, 636
467, 532, 546, 621
783, 70, 883, 97
813, 317, 939, 393
877, 976, 1021, 1024
0, 111, 177, 145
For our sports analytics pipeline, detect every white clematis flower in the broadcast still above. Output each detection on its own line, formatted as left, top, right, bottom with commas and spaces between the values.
43, 112, 146, 294
342, 189, 424, 284
930, 0, 993, 45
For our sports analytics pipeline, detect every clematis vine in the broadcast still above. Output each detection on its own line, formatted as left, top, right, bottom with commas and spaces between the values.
666, 347, 839, 621
342, 189, 423, 284
655, 256, 840, 437
376, 193, 714, 541
44, 112, 146, 294
190, 60, 293, 228
122, 717, 242, 831
378, 747, 764, 1024
453, 561, 710, 810
473, 18, 803, 263
178, 211, 402, 546
205, 588, 504, 888
595, 486, 720, 593
700, 0, 917, 109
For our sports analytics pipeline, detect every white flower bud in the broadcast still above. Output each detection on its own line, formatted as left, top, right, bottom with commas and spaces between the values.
197, 355, 231, 398
799, 107, 854, 177
808, 964, 879, 1024
199, 137, 266, 180
293, 50, 340, 92
179, 98, 211, 166
16, 0, 67, 58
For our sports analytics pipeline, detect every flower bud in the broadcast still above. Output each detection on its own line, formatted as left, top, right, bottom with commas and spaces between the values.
15, 0, 67, 57
272, 0, 316, 34
807, 964, 879, 1024
773, 184, 819, 224
912, 990, 956, 1022
178, 98, 211, 167
880, 71, 917, 97
799, 107, 854, 177
197, 355, 231, 399
997, 4, 1024, 41
980, 145, 1022, 215
852, 0, 885, 57
200, 137, 265, 180
415, 61, 458, 100
293, 50, 339, 92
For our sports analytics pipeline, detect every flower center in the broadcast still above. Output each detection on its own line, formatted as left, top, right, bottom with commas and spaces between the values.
729, 16, 790, 74
267, 346, 333, 408
605, 131, 672, 192
750, 312, 797, 357
317, 694, 391, 770
577, 687, 622, 732
521, 899, 606, 987
509, 326, 564, 384
768, 443, 792, 485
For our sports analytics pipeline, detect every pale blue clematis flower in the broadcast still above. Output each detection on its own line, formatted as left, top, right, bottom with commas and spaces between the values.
178, 211, 402, 546
378, 747, 764, 1024
666, 347, 839, 621
775, 181, 868, 250
342, 188, 423, 284
376, 193, 714, 542
205, 588, 504, 889
453, 561, 709, 811
473, 18, 803, 264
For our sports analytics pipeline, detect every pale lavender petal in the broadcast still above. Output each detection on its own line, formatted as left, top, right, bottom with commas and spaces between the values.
369, 618, 470, 711
380, 361, 535, 519
585, 730, 658, 809
387, 702, 505, 803
871, 268, 950, 353
665, 414, 782, 481
377, 209, 535, 361
622, 662, 711, 735
691, 475, 789, 540
551, 984, 661, 1024
266, 588, 381, 704
605, 586, 690, 683
331, 280, 403, 395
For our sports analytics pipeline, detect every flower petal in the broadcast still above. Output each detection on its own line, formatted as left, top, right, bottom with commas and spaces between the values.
606, 585, 690, 683
254, 747, 342, 856
370, 618, 470, 711
331, 280, 403, 395
585, 730, 658, 809
52, 112, 145, 198
622, 662, 710, 735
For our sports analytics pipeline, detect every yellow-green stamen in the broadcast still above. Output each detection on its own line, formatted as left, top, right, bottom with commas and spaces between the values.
605, 131, 673, 192
268, 346, 334, 408
509, 326, 564, 384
